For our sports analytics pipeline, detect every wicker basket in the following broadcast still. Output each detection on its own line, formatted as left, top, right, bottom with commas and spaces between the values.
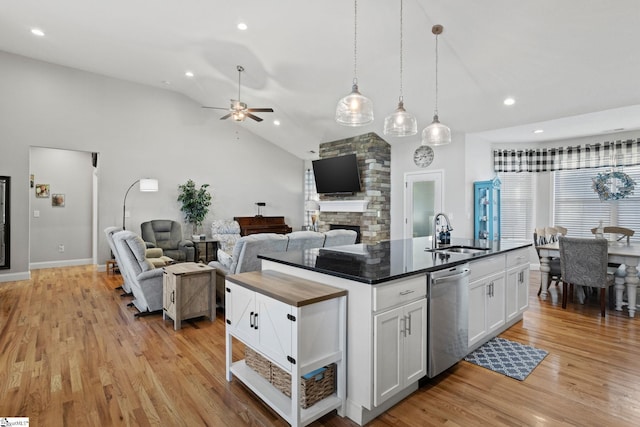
271, 363, 336, 409
244, 347, 270, 381
244, 348, 336, 409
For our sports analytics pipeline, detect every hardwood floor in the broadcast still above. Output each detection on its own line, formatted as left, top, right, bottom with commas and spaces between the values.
1, 267, 640, 426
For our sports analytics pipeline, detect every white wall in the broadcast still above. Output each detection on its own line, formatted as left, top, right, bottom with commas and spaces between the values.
0, 51, 304, 281
29, 147, 93, 266
390, 132, 480, 241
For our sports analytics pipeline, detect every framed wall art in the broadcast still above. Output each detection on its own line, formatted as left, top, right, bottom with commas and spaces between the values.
35, 184, 50, 198
52, 194, 65, 207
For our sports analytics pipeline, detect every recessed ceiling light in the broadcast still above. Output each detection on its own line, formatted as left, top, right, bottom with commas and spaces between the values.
533, 129, 544, 134
31, 28, 45, 37
503, 97, 515, 106
273, 120, 281, 126
237, 22, 248, 31
185, 71, 194, 78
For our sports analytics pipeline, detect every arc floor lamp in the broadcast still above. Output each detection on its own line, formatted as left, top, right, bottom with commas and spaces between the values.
122, 178, 158, 230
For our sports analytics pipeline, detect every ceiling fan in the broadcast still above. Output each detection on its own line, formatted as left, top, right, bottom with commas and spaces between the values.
202, 65, 274, 122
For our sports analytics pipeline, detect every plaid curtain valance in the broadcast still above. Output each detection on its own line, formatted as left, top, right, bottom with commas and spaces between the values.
494, 138, 640, 173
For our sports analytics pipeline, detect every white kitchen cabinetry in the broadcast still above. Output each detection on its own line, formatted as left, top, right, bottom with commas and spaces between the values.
225, 270, 347, 427
468, 255, 506, 349
506, 248, 531, 323
373, 298, 427, 407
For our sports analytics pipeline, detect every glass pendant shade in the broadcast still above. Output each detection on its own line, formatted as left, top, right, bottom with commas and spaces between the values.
421, 114, 451, 146
335, 83, 374, 126
384, 99, 417, 136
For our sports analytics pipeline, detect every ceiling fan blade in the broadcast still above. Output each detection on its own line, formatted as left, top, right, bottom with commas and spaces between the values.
219, 113, 232, 120
247, 108, 274, 113
202, 106, 229, 110
246, 113, 263, 122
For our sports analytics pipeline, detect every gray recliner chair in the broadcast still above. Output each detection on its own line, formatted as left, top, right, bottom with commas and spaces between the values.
141, 219, 195, 262
286, 230, 326, 251
104, 226, 132, 294
113, 230, 164, 316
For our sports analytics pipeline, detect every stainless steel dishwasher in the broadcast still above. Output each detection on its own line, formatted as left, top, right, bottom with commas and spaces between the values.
427, 263, 471, 378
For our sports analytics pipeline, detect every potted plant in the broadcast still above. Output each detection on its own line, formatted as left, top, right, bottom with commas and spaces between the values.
177, 179, 212, 239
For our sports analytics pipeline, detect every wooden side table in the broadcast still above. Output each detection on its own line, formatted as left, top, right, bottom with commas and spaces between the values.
193, 239, 219, 263
162, 262, 216, 330
106, 259, 118, 274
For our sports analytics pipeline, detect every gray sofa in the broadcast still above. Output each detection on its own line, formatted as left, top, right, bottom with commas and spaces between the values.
208, 229, 357, 307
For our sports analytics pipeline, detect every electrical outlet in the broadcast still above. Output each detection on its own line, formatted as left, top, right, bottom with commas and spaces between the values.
58, 244, 64, 253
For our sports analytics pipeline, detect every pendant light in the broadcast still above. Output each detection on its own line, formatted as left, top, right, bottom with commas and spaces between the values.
336, 0, 374, 126
421, 24, 451, 146
384, 0, 417, 137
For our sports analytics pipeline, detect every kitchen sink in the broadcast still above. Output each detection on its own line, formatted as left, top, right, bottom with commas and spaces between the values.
426, 245, 490, 255
444, 246, 490, 254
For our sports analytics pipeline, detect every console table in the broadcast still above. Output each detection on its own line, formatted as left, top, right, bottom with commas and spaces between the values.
225, 270, 347, 426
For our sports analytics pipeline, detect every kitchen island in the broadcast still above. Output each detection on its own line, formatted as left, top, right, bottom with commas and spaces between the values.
256, 236, 531, 425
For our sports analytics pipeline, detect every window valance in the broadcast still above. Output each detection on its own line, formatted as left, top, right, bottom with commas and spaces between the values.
493, 138, 640, 173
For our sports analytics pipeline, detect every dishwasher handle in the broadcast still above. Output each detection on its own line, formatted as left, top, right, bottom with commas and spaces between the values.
431, 268, 471, 285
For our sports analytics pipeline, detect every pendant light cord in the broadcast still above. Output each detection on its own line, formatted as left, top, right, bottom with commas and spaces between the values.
353, 0, 359, 86
434, 31, 439, 116
399, 0, 404, 101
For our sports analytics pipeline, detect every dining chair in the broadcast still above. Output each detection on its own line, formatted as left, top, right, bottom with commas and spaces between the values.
558, 236, 614, 317
590, 226, 634, 243
534, 226, 566, 296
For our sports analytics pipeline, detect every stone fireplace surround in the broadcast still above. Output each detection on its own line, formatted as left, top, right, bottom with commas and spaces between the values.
316, 133, 390, 245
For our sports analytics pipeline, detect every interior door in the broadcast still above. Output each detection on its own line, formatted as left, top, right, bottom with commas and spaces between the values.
404, 171, 443, 239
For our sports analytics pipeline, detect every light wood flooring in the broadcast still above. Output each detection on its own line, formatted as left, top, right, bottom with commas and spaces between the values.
1, 267, 640, 426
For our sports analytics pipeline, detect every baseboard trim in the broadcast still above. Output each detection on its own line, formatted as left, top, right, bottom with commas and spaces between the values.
30, 258, 93, 270
0, 271, 31, 283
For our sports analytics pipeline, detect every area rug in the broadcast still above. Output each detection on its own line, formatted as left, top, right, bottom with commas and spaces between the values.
464, 337, 548, 381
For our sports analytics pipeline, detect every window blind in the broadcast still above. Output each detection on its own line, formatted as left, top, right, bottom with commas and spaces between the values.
499, 172, 534, 240
553, 166, 640, 241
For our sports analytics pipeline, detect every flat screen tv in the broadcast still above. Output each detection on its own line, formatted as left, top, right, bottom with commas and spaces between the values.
312, 154, 362, 194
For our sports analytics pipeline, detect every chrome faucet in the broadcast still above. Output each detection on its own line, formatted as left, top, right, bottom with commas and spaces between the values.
432, 212, 453, 249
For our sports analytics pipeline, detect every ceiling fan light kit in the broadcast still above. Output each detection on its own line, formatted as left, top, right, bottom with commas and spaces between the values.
384, 0, 417, 137
336, 0, 374, 127
202, 65, 274, 122
421, 24, 451, 146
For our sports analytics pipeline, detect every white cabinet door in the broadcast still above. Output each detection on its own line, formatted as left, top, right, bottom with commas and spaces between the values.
226, 282, 256, 343
373, 306, 403, 406
226, 282, 293, 370
468, 272, 505, 347
402, 299, 427, 385
256, 293, 293, 370
486, 274, 506, 334
506, 264, 530, 322
468, 279, 488, 347
517, 265, 530, 313
373, 298, 427, 407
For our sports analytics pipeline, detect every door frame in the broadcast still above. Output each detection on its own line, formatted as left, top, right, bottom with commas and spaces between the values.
403, 170, 444, 240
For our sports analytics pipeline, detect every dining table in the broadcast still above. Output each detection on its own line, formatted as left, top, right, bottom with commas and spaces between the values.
537, 240, 640, 317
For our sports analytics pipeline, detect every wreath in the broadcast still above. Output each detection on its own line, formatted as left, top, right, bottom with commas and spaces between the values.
592, 171, 636, 201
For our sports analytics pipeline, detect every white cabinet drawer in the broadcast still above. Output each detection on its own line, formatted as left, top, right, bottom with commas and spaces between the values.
469, 255, 505, 282
373, 275, 426, 312
506, 248, 530, 268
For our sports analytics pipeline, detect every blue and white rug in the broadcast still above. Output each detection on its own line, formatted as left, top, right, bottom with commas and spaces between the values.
464, 337, 548, 381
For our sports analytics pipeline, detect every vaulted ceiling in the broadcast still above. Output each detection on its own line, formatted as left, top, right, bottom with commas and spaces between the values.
1, 0, 639, 159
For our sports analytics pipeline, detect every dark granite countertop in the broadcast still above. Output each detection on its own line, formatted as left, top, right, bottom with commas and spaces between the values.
258, 237, 532, 285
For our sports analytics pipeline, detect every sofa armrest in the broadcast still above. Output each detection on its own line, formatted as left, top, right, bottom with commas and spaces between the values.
208, 261, 230, 276
179, 239, 194, 247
